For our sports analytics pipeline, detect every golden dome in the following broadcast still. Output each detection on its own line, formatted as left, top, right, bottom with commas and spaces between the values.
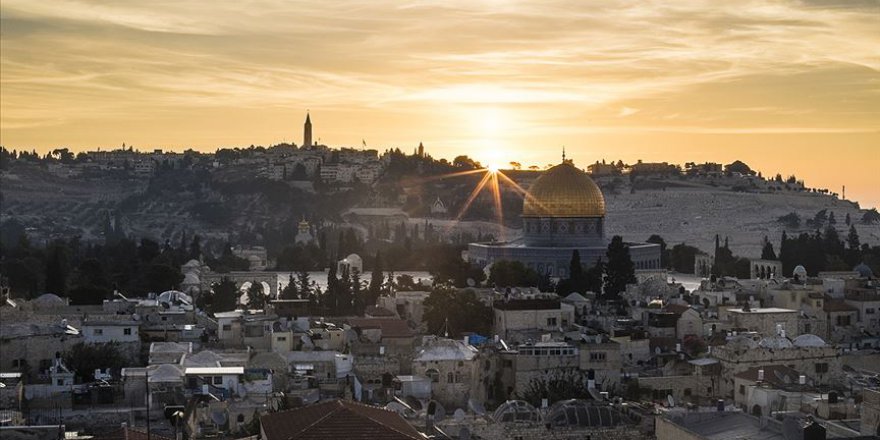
522, 161, 606, 218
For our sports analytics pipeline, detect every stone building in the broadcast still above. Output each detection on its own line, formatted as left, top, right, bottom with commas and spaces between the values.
493, 296, 575, 342
0, 322, 81, 377
711, 333, 841, 397
412, 337, 485, 408
721, 307, 800, 338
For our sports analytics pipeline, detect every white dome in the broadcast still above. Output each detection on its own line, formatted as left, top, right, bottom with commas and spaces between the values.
493, 400, 541, 423
792, 334, 826, 348
32, 293, 66, 308
182, 259, 201, 269
793, 265, 807, 279
758, 335, 793, 350
345, 254, 362, 263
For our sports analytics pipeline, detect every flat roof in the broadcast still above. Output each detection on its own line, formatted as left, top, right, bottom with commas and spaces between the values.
184, 367, 244, 375
728, 307, 797, 314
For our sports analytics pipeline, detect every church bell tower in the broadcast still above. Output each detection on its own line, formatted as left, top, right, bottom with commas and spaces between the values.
303, 113, 312, 147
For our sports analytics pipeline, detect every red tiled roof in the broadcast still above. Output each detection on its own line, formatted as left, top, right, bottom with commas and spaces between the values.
260, 400, 423, 440
348, 318, 414, 338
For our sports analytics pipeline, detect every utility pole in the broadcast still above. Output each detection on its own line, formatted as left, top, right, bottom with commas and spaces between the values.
145, 371, 151, 440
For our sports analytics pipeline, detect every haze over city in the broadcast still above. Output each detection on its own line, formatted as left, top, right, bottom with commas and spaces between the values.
1, 0, 878, 207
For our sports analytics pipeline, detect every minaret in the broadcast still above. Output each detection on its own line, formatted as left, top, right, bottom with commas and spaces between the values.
418, 142, 424, 158
303, 113, 313, 148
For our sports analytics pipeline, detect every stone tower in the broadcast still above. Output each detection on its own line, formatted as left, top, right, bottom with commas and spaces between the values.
303, 113, 312, 147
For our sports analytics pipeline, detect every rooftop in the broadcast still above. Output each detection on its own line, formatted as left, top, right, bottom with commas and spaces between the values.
728, 307, 797, 314
260, 399, 422, 440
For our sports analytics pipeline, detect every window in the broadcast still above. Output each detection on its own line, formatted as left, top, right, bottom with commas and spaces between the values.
815, 363, 829, 374
93, 328, 104, 335
213, 376, 223, 385
503, 360, 513, 368
589, 352, 607, 362
739, 385, 745, 395
161, 316, 168, 321
447, 372, 454, 383
547, 317, 558, 327
803, 323, 811, 334
222, 324, 232, 331
426, 369, 440, 383
56, 379, 64, 386
11, 359, 19, 368
867, 308, 875, 315
123, 328, 132, 335
837, 316, 851, 326
276, 336, 287, 342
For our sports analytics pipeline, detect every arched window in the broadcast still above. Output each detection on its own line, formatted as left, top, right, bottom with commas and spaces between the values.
447, 372, 454, 383
426, 368, 440, 383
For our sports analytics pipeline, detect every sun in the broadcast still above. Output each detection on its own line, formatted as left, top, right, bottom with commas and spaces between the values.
487, 163, 500, 173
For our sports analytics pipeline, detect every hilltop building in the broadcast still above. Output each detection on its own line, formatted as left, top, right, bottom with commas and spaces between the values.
467, 159, 661, 277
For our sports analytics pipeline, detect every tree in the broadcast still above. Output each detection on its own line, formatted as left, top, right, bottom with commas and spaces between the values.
64, 342, 127, 383
368, 251, 384, 306
247, 281, 266, 310
761, 237, 777, 260
517, 369, 593, 406
724, 160, 753, 175
280, 274, 299, 299
778, 212, 800, 229
646, 235, 669, 268
143, 263, 183, 294
488, 260, 540, 288
211, 277, 238, 313
669, 243, 700, 274
847, 225, 860, 251
45, 243, 69, 296
828, 212, 837, 226
604, 236, 635, 299
423, 286, 492, 337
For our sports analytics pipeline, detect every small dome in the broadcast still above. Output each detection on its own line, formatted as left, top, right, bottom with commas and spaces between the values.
492, 400, 541, 423
758, 335, 793, 350
182, 259, 201, 269
792, 265, 807, 279
547, 400, 628, 428
345, 254, 362, 264
854, 263, 874, 279
31, 293, 66, 308
647, 299, 664, 309
522, 161, 606, 218
792, 334, 826, 348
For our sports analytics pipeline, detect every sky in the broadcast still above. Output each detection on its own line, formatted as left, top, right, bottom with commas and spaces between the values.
1, 0, 878, 207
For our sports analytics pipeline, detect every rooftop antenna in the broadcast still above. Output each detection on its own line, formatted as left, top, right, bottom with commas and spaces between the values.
562, 146, 566, 162
443, 317, 449, 338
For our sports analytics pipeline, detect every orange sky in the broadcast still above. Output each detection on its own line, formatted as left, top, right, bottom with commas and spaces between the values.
1, 1, 878, 207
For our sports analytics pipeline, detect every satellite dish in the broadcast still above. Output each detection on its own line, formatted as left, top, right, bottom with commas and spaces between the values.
427, 400, 446, 422
667, 394, 675, 407
466, 278, 476, 287
453, 408, 465, 422
468, 398, 486, 416
210, 410, 227, 425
